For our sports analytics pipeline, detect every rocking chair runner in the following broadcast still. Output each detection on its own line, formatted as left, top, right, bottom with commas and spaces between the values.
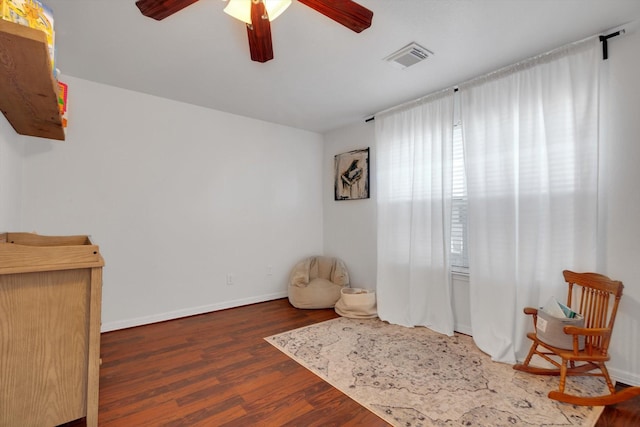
514, 270, 640, 406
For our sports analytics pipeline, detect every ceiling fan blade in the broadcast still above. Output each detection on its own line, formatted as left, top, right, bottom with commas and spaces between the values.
297, 0, 373, 33
246, 0, 274, 63
135, 0, 199, 21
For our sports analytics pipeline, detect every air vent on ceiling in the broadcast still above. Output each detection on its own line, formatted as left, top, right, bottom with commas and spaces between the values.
384, 42, 433, 69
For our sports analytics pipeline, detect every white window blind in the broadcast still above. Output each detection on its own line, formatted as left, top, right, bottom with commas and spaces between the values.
451, 123, 468, 271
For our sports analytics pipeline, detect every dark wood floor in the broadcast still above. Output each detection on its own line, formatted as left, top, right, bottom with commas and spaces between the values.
63, 298, 640, 426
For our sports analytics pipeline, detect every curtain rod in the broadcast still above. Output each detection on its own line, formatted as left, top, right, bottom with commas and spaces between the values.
365, 29, 625, 124
365, 88, 459, 123
600, 29, 625, 60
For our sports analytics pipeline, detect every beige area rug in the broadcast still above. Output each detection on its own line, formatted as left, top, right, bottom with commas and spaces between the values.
265, 317, 607, 427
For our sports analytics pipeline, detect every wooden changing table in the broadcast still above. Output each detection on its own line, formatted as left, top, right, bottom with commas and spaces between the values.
0, 232, 104, 427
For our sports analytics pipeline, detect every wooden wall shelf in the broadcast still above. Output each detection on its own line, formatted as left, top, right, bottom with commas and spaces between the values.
0, 20, 65, 141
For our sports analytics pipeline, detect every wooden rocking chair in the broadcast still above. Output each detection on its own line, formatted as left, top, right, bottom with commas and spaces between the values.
513, 270, 640, 406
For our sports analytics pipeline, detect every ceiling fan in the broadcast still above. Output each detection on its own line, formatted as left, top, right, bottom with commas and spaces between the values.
135, 0, 374, 63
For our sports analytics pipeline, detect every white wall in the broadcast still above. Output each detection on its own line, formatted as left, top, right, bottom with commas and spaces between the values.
322, 31, 640, 385
322, 122, 377, 289
19, 76, 324, 331
600, 28, 640, 385
0, 122, 23, 230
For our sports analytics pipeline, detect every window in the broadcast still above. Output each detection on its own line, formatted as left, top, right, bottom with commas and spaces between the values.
451, 123, 468, 272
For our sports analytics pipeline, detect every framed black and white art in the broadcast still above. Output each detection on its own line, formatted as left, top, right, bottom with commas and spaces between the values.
334, 148, 370, 201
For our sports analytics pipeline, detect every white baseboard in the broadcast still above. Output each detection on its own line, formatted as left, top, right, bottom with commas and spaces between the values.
609, 366, 640, 387
101, 291, 288, 332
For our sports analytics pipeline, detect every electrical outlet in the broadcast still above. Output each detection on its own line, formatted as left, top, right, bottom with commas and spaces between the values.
226, 273, 233, 286
267, 265, 273, 276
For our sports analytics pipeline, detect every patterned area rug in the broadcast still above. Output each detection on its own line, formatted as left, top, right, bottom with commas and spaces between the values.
265, 317, 607, 427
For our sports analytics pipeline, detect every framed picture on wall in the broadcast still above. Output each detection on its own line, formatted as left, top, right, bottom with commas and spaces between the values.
334, 148, 370, 200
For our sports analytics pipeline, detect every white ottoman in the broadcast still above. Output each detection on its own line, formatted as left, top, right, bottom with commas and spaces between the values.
334, 288, 377, 319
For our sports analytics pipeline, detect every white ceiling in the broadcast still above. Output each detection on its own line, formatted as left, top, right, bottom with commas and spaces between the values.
47, 0, 640, 134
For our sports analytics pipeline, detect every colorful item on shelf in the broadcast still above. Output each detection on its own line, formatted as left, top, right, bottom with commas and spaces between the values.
57, 80, 67, 128
0, 0, 55, 71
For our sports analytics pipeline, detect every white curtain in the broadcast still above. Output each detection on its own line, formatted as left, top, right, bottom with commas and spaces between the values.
375, 89, 455, 335
459, 38, 600, 363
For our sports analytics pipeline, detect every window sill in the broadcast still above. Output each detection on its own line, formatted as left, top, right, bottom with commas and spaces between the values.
451, 268, 469, 281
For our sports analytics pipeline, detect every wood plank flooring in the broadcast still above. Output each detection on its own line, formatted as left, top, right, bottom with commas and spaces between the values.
62, 298, 640, 426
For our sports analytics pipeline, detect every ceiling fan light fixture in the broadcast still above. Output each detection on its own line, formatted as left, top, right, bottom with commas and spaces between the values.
224, 0, 292, 24
265, 0, 292, 21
